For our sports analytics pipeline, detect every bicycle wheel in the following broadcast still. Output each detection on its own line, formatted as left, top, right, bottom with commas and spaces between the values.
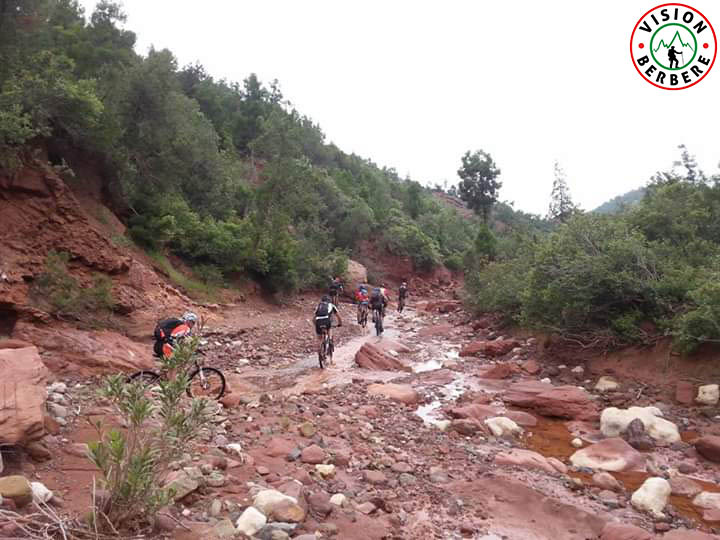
186, 367, 226, 399
375, 312, 383, 336
128, 370, 161, 385
318, 338, 326, 369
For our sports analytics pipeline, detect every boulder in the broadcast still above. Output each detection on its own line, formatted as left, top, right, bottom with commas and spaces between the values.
0, 475, 33, 507
450, 419, 483, 436
344, 260, 368, 289
12, 323, 154, 375
595, 377, 620, 392
599, 522, 653, 540
696, 435, 720, 463
447, 404, 503, 423
355, 342, 411, 371
0, 346, 48, 445
676, 381, 695, 405
670, 476, 702, 498
693, 491, 720, 511
367, 383, 419, 404
478, 363, 514, 379
592, 472, 623, 492
504, 380, 553, 407
570, 438, 646, 472
630, 477, 671, 518
300, 444, 326, 464
484, 417, 522, 438
532, 386, 599, 421
623, 418, 655, 451
459, 339, 518, 358
697, 384, 720, 405
600, 406, 680, 445
504, 410, 538, 427
164, 470, 199, 501
493, 449, 556, 474
663, 530, 720, 540
253, 489, 298, 516
235, 506, 267, 537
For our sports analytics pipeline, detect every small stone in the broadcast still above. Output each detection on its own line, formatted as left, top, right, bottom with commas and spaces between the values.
47, 403, 68, 419
212, 518, 236, 539
298, 421, 316, 438
595, 376, 619, 392
571, 438, 583, 448
257, 466, 270, 476
315, 464, 336, 478
697, 384, 720, 406
48, 382, 67, 394
356, 501, 377, 514
209, 498, 223, 517
30, 482, 53, 503
301, 444, 326, 464
363, 470, 387, 485
0, 476, 32, 507
236, 506, 267, 537
330, 493, 347, 506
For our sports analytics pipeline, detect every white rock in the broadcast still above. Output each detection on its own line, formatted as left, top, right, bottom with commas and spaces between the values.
48, 382, 67, 394
30, 482, 53, 503
693, 491, 720, 510
571, 366, 584, 374
235, 506, 267, 536
594, 376, 620, 392
696, 384, 719, 406
540, 378, 551, 384
558, 365, 567, 369
330, 493, 347, 506
484, 417, 523, 438
434, 420, 451, 431
253, 489, 297, 515
631, 477, 670, 518
226, 443, 243, 457
315, 464, 336, 478
600, 406, 680, 445
571, 438, 583, 448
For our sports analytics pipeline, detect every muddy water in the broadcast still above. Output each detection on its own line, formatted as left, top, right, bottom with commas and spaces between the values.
524, 417, 720, 530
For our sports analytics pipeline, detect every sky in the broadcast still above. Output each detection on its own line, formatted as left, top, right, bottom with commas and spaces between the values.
80, 0, 720, 215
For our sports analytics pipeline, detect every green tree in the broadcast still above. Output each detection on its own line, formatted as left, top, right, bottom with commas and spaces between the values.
457, 149, 502, 223
548, 161, 579, 223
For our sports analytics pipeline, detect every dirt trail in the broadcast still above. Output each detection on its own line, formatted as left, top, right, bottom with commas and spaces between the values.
9, 298, 720, 539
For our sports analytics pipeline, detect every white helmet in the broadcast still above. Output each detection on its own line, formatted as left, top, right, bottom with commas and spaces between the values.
182, 311, 198, 323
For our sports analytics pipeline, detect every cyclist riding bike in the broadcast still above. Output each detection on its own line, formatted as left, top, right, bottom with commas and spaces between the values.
329, 277, 343, 305
370, 287, 387, 322
153, 311, 198, 359
355, 286, 369, 323
314, 294, 342, 348
398, 281, 408, 311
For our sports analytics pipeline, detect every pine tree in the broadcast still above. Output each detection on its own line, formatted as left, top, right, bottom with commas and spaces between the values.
457, 150, 502, 223
548, 161, 578, 223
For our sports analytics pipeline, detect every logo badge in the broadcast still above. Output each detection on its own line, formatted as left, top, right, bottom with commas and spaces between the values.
631, 3, 716, 89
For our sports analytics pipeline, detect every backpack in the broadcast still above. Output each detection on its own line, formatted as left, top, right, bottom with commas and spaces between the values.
370, 288, 382, 306
153, 317, 183, 342
315, 302, 330, 317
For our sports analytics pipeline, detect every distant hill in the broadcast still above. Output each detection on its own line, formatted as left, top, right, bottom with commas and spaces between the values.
593, 187, 646, 214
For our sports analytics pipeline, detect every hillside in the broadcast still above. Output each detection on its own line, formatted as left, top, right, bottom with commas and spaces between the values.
593, 187, 646, 214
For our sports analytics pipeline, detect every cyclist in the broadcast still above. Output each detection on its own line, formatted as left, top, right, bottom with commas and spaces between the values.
314, 294, 342, 347
153, 311, 198, 358
370, 287, 387, 322
398, 281, 408, 311
355, 285, 369, 323
329, 276, 343, 305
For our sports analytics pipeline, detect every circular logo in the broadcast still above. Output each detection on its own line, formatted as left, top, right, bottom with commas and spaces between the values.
631, 3, 716, 89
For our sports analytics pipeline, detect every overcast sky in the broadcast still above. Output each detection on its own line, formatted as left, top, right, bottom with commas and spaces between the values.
80, 0, 720, 215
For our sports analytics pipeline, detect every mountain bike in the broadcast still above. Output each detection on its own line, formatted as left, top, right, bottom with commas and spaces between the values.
372, 306, 384, 336
128, 350, 226, 400
318, 321, 339, 369
357, 302, 368, 328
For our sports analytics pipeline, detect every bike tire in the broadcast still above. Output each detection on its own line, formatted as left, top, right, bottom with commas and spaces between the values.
186, 367, 226, 400
128, 370, 161, 385
375, 314, 383, 336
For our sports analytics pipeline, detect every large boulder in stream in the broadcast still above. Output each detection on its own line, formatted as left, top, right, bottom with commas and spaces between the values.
355, 340, 411, 371
600, 406, 680, 446
570, 438, 646, 472
508, 385, 599, 421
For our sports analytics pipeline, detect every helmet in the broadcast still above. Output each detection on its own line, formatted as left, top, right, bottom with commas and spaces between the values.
402, 281, 407, 286
321, 295, 330, 302
182, 311, 198, 323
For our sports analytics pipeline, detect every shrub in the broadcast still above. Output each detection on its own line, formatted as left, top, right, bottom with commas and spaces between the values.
88, 337, 211, 531
33, 251, 115, 321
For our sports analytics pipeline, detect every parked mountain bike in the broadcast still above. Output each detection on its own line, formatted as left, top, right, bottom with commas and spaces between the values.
357, 302, 368, 328
372, 306, 384, 336
318, 322, 338, 369
128, 350, 226, 400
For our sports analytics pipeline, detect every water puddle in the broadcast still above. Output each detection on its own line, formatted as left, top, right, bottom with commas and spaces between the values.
415, 376, 466, 426
413, 358, 444, 373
